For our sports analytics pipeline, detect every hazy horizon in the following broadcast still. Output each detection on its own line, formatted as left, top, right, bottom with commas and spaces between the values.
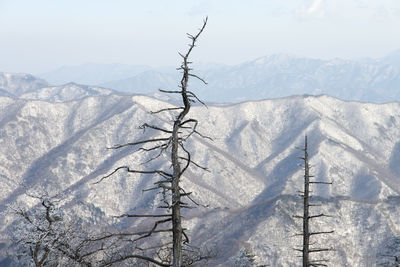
0, 48, 397, 77
1, 0, 400, 74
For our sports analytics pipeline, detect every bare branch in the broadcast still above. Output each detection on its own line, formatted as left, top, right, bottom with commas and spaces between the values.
140, 147, 168, 165
108, 138, 170, 149
180, 187, 208, 208
179, 118, 197, 128
114, 214, 172, 218
179, 143, 191, 175
151, 107, 184, 114
179, 157, 209, 171
187, 90, 207, 106
182, 231, 189, 244
308, 214, 333, 219
85, 229, 173, 243
309, 248, 333, 253
94, 166, 172, 184
309, 181, 333, 184
101, 254, 172, 267
140, 123, 172, 134
309, 231, 334, 236
159, 89, 182, 94
132, 218, 172, 242
188, 73, 207, 84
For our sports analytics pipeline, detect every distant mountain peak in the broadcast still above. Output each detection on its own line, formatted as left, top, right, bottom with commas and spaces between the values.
386, 49, 400, 57
0, 72, 49, 97
5, 49, 400, 104
252, 54, 296, 65
0, 72, 115, 102
383, 49, 400, 66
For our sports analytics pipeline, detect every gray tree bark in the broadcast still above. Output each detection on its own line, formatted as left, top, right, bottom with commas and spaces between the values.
94, 18, 209, 267
171, 18, 208, 267
302, 135, 310, 267
296, 135, 333, 267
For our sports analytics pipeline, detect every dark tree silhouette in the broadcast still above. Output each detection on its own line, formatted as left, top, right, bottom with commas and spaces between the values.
295, 135, 334, 267
93, 18, 211, 267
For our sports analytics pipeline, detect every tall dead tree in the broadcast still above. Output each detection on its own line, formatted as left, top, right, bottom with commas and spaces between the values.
295, 135, 333, 267
94, 18, 210, 267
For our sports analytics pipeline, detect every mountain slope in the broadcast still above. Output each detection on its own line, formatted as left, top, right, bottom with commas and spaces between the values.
0, 73, 118, 102
1, 95, 400, 265
0, 72, 49, 97
19, 82, 118, 102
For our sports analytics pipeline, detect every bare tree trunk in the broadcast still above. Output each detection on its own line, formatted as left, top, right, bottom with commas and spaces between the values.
94, 18, 209, 267
170, 18, 207, 267
172, 119, 183, 267
296, 135, 333, 267
303, 136, 310, 267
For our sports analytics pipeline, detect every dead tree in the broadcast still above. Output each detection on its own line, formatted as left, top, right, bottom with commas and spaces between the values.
8, 190, 95, 267
295, 135, 333, 267
9, 194, 62, 267
94, 18, 210, 267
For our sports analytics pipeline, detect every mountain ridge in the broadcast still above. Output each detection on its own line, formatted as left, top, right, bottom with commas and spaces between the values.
0, 72, 121, 102
34, 51, 400, 103
1, 93, 400, 265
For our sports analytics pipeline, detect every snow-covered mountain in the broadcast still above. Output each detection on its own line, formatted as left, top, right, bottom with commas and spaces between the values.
0, 72, 49, 97
39, 63, 152, 86
36, 51, 400, 103
0, 72, 118, 102
19, 82, 118, 102
195, 54, 400, 103
101, 70, 180, 94
1, 93, 400, 266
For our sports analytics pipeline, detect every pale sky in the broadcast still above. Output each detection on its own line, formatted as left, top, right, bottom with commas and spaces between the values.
1, 0, 400, 73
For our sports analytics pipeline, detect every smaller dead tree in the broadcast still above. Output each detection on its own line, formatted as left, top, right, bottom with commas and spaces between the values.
7, 190, 93, 267
294, 135, 334, 267
7, 188, 122, 267
8, 191, 66, 267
